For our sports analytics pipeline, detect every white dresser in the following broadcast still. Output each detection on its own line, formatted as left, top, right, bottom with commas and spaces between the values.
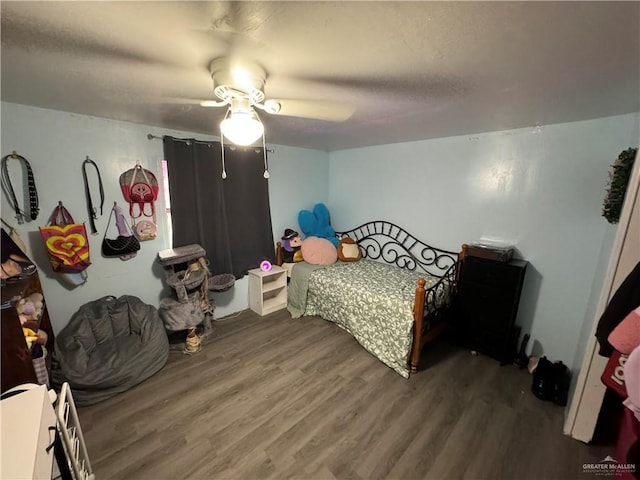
1, 385, 56, 479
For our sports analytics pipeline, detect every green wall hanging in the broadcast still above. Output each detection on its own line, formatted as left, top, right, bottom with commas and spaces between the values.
602, 147, 638, 224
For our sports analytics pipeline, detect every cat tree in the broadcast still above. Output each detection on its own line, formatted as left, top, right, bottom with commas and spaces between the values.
157, 244, 235, 353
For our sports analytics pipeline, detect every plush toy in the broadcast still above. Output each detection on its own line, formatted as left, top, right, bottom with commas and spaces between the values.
16, 292, 47, 347
22, 326, 47, 347
298, 203, 338, 247
301, 237, 337, 265
337, 237, 362, 262
16, 292, 44, 328
281, 229, 303, 263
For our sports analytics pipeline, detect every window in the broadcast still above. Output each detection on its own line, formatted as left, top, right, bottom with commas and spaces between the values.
162, 137, 274, 279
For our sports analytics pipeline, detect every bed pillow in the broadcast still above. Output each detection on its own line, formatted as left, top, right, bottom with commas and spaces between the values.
338, 237, 362, 262
301, 237, 337, 265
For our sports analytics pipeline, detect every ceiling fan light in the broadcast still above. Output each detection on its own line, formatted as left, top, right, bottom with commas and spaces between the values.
220, 109, 264, 146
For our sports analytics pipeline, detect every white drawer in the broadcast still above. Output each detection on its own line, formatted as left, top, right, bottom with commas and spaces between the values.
1, 385, 56, 479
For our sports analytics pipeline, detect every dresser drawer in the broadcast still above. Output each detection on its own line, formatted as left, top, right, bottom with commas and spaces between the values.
454, 255, 528, 364
461, 256, 527, 289
457, 286, 514, 333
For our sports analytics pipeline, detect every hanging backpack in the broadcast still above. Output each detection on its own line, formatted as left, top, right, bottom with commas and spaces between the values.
119, 163, 159, 241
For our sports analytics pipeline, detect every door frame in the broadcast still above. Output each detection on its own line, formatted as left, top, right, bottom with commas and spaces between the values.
564, 152, 640, 442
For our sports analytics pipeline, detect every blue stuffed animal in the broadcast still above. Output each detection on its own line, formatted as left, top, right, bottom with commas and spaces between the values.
298, 203, 338, 247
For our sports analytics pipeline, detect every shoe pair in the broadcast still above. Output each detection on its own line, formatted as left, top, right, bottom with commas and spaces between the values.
531, 356, 570, 406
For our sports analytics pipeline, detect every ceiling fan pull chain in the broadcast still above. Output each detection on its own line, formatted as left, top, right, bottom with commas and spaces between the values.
262, 135, 270, 179
220, 136, 227, 180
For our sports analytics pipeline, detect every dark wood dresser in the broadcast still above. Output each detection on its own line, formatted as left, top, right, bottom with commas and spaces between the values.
455, 255, 528, 364
1, 269, 55, 393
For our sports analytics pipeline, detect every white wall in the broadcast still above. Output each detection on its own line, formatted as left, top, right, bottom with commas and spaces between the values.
269, 145, 329, 239
328, 113, 640, 366
1, 102, 328, 333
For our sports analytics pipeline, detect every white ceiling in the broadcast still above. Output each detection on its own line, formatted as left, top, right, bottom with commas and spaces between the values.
2, 1, 639, 151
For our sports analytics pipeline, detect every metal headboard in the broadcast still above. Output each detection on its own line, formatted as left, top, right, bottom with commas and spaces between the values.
336, 221, 458, 278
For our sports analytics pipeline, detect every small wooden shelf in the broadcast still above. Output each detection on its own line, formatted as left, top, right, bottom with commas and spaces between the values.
248, 265, 287, 316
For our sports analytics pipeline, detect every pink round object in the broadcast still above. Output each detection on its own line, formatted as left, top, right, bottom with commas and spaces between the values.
301, 237, 338, 265
260, 260, 272, 271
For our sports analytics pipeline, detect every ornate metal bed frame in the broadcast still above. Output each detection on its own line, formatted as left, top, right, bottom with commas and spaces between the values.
276, 220, 461, 374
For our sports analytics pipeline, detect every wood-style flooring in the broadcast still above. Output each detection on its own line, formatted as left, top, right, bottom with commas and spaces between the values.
78, 309, 612, 480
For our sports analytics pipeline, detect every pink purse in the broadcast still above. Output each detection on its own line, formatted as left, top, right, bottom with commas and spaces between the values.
119, 164, 158, 241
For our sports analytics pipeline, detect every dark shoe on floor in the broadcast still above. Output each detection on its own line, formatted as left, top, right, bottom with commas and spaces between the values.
532, 356, 554, 401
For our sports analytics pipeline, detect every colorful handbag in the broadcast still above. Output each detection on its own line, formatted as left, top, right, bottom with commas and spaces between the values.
39, 202, 91, 273
119, 163, 159, 241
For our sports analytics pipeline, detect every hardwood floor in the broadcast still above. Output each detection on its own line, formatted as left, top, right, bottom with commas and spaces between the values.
78, 309, 612, 479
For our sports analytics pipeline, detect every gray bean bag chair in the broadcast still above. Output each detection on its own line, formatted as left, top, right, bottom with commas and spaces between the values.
51, 295, 169, 406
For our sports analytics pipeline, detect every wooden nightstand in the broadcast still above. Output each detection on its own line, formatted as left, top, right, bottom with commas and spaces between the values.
248, 265, 287, 316
455, 255, 528, 364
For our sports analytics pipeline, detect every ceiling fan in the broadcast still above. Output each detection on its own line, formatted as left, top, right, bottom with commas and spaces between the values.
198, 57, 355, 146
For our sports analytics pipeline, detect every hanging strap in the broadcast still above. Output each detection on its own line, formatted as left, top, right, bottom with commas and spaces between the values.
1, 151, 39, 224
102, 205, 117, 243
103, 202, 134, 242
113, 202, 133, 236
82, 156, 104, 235
48, 201, 75, 227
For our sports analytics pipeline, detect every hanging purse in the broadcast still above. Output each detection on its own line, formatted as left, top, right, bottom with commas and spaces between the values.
39, 202, 91, 273
102, 202, 140, 260
119, 163, 159, 241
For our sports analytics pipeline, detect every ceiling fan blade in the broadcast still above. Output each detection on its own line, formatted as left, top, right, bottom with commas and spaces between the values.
287, 74, 468, 100
269, 99, 355, 122
1, 2, 205, 70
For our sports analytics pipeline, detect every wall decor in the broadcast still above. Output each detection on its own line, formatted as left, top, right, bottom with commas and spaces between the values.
603, 147, 638, 224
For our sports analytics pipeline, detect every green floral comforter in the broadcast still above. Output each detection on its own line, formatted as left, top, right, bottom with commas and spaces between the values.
292, 259, 444, 378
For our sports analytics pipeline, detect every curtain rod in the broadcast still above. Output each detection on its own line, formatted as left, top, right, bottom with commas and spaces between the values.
147, 134, 274, 153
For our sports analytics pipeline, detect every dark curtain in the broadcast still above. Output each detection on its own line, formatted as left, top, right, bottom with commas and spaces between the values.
162, 137, 274, 279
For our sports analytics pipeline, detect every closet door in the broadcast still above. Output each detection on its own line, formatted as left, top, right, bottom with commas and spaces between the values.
564, 155, 640, 442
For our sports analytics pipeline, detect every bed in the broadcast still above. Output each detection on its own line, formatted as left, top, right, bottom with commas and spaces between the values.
275, 221, 460, 377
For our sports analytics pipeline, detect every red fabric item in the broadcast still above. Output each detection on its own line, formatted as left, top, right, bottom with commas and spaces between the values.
602, 349, 629, 399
